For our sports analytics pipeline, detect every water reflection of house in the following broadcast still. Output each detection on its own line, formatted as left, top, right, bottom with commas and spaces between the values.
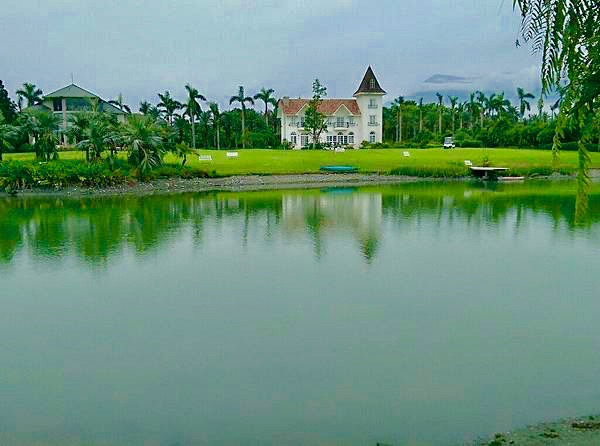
282, 190, 383, 261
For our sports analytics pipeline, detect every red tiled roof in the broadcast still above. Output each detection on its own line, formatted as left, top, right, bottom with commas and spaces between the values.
278, 98, 361, 116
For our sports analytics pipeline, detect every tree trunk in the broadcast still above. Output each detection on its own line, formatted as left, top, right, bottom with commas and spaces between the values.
399, 109, 403, 143
419, 110, 423, 132
191, 113, 196, 149
439, 110, 442, 135
452, 112, 455, 134
217, 124, 220, 150
241, 107, 246, 149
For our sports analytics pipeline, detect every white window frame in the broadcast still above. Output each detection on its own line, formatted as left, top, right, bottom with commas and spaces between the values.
290, 132, 297, 145
348, 132, 354, 144
369, 131, 376, 143
336, 116, 345, 128
369, 115, 376, 125
300, 134, 309, 147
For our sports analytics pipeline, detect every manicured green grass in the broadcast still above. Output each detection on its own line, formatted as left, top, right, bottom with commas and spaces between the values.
6, 148, 600, 177
169, 148, 600, 176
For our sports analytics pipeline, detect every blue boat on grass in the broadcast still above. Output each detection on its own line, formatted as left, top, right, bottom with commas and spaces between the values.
319, 165, 359, 173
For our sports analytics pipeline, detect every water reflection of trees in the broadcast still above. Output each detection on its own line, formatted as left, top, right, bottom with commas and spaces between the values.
0, 182, 598, 267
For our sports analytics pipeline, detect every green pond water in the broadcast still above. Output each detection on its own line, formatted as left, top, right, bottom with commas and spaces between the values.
1, 181, 599, 446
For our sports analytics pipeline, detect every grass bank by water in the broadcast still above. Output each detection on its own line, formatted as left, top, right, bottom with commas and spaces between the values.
2, 148, 600, 192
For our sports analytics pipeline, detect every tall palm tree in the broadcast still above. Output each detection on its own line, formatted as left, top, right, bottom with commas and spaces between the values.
476, 91, 487, 127
418, 98, 424, 132
208, 102, 221, 150
23, 111, 61, 161
391, 96, 404, 143
157, 91, 182, 126
449, 96, 458, 133
183, 84, 206, 150
436, 93, 444, 134
465, 93, 479, 129
457, 101, 466, 130
229, 86, 254, 149
108, 93, 131, 113
253, 88, 277, 125
16, 83, 43, 108
516, 87, 535, 119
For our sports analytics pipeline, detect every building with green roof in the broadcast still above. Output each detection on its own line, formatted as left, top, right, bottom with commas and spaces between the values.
30, 84, 127, 144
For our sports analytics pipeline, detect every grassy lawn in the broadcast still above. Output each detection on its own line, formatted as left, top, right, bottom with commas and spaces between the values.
5, 148, 600, 177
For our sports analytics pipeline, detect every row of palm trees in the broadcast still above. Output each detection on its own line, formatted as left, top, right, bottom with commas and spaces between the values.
389, 87, 544, 142
9, 81, 280, 151
139, 85, 277, 149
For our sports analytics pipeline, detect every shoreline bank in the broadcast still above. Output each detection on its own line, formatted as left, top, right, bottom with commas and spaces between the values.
469, 415, 600, 445
0, 172, 590, 198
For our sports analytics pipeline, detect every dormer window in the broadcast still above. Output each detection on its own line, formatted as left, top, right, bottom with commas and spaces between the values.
336, 117, 345, 127
369, 79, 376, 89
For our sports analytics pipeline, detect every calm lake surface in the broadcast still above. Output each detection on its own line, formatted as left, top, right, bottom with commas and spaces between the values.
1, 181, 599, 446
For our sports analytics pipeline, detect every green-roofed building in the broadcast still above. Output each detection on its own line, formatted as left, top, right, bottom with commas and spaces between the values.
31, 83, 127, 144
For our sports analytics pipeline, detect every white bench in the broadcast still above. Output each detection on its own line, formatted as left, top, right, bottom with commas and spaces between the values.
403, 151, 410, 157
335, 147, 345, 153
226, 151, 239, 158
198, 155, 213, 162
464, 160, 473, 166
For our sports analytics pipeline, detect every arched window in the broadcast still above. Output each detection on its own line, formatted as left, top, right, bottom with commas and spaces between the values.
369, 131, 376, 143
290, 132, 297, 145
348, 132, 355, 144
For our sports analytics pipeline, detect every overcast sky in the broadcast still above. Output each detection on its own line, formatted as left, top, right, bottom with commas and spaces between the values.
0, 0, 542, 110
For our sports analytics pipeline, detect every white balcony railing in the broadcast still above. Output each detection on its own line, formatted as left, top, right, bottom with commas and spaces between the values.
368, 104, 378, 109
368, 121, 379, 126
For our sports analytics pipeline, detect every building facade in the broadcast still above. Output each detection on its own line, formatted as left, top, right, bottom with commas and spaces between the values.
27, 84, 127, 144
277, 67, 386, 149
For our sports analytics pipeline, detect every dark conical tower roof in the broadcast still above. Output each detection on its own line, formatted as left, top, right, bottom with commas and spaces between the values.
353, 66, 386, 96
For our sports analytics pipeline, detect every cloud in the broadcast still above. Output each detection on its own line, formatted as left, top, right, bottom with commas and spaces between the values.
423, 74, 472, 84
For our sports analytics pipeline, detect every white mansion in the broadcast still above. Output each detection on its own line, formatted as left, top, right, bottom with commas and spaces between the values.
277, 67, 386, 149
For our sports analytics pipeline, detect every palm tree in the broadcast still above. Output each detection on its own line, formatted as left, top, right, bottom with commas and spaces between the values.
418, 98, 424, 132
476, 91, 487, 127
108, 93, 131, 113
208, 102, 221, 150
465, 93, 479, 129
436, 93, 444, 134
489, 92, 511, 117
449, 96, 458, 133
391, 96, 404, 143
16, 83, 43, 108
139, 100, 152, 115
121, 115, 164, 174
516, 87, 535, 119
253, 88, 277, 125
229, 86, 254, 149
75, 114, 113, 161
23, 111, 61, 161
183, 84, 206, 150
157, 91, 182, 126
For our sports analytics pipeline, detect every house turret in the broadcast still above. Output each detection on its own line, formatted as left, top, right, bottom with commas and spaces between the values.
354, 66, 386, 144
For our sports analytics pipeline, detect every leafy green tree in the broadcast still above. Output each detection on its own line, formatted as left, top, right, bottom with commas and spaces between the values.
108, 93, 131, 113
304, 79, 327, 149
183, 84, 206, 149
253, 88, 277, 125
16, 82, 43, 108
157, 91, 182, 126
208, 102, 221, 150
0, 81, 17, 123
0, 112, 19, 161
516, 87, 535, 119
229, 86, 254, 149
121, 115, 164, 175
